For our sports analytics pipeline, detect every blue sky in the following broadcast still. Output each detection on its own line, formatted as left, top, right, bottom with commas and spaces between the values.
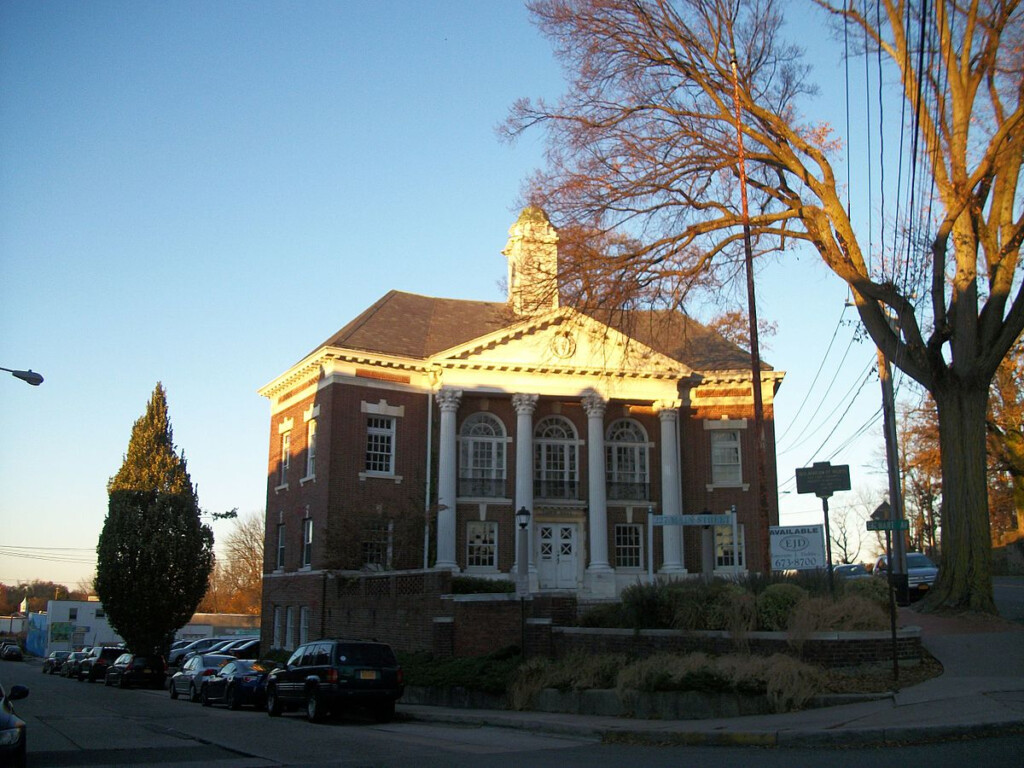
0, 1, 894, 587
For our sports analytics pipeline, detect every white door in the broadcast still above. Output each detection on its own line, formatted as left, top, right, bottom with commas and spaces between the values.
537, 523, 578, 589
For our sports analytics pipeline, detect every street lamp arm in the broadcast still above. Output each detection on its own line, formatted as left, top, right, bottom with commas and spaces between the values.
0, 366, 44, 386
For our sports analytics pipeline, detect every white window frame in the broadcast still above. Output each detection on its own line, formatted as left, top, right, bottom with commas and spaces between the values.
705, 420, 748, 490
285, 606, 296, 651
276, 523, 286, 570
465, 520, 498, 571
364, 416, 396, 475
299, 606, 311, 646
533, 416, 579, 500
360, 400, 404, 482
301, 517, 313, 568
605, 419, 650, 500
714, 523, 746, 573
277, 430, 291, 489
272, 606, 283, 648
614, 523, 644, 569
362, 520, 393, 570
302, 419, 317, 482
458, 413, 507, 498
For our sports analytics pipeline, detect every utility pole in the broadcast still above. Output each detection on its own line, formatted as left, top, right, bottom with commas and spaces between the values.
877, 347, 908, 603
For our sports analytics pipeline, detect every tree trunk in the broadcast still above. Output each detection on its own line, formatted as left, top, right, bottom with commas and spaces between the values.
925, 379, 997, 613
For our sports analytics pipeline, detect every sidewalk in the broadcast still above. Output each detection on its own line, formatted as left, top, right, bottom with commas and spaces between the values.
400, 607, 1024, 747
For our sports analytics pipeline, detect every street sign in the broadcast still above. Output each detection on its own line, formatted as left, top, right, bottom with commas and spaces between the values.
651, 514, 731, 526
795, 462, 851, 498
866, 519, 910, 531
871, 501, 891, 521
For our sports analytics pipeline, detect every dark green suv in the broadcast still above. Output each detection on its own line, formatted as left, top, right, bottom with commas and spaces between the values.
265, 639, 403, 723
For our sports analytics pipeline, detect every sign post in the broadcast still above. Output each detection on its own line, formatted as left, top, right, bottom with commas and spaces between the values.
795, 462, 851, 596
869, 501, 900, 682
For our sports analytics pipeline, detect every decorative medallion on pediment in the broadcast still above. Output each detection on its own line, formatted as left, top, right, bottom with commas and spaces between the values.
550, 330, 576, 359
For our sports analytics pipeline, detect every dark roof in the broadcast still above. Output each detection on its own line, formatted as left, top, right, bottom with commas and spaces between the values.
311, 290, 764, 372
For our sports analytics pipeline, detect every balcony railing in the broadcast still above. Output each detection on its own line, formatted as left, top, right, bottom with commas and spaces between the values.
534, 479, 580, 500
458, 476, 507, 498
607, 481, 651, 501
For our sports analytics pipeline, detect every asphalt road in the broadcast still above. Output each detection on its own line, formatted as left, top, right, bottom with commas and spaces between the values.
3, 656, 1023, 767
994, 576, 1024, 622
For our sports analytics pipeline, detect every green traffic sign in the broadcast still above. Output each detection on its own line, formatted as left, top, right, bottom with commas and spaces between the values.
866, 519, 910, 531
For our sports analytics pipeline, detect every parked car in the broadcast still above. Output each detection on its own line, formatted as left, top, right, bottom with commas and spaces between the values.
874, 552, 940, 596
265, 639, 403, 723
78, 646, 123, 682
200, 659, 275, 710
169, 653, 234, 702
61, 651, 89, 678
104, 653, 166, 689
225, 639, 260, 659
0, 644, 23, 661
168, 637, 234, 667
42, 651, 71, 674
0, 676, 28, 768
834, 563, 870, 580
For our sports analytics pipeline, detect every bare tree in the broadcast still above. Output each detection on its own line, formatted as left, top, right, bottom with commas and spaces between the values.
506, 0, 1023, 612
830, 489, 872, 565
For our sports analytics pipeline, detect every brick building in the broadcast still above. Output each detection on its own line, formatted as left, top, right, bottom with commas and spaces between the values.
257, 208, 784, 651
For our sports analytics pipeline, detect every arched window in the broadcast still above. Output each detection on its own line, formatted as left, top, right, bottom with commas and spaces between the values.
605, 419, 650, 500
534, 416, 579, 500
458, 413, 507, 498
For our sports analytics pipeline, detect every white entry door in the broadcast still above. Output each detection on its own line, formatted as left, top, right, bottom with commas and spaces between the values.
537, 523, 578, 589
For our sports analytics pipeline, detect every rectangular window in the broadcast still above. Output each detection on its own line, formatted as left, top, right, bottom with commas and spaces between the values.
710, 430, 742, 486
279, 431, 291, 486
285, 606, 296, 651
614, 524, 643, 569
273, 606, 283, 648
276, 523, 286, 570
302, 518, 313, 568
299, 606, 311, 646
69, 608, 78, 621
715, 524, 746, 570
304, 420, 317, 479
362, 521, 393, 569
365, 416, 396, 474
466, 521, 497, 569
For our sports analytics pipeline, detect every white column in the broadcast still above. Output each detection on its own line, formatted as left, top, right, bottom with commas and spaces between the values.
657, 402, 685, 573
511, 394, 538, 572
434, 388, 462, 571
583, 392, 611, 571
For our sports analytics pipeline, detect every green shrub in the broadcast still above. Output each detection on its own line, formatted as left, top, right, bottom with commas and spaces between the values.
756, 583, 809, 631
620, 580, 673, 629
577, 601, 629, 628
841, 575, 889, 605
450, 576, 515, 594
398, 650, 521, 695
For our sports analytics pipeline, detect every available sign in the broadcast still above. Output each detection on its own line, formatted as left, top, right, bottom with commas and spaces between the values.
770, 525, 826, 570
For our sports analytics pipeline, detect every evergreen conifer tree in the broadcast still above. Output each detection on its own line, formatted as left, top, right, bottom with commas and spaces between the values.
97, 383, 214, 653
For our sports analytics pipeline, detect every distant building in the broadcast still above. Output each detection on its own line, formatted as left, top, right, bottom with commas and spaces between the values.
257, 208, 784, 650
44, 600, 122, 652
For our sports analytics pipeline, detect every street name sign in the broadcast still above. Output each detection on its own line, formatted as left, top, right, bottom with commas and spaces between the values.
795, 462, 851, 498
651, 514, 731, 526
866, 519, 910, 532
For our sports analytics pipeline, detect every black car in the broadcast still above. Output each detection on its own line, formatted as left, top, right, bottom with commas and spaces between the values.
103, 653, 166, 689
168, 636, 235, 667
0, 644, 23, 661
225, 638, 260, 659
265, 639, 403, 723
42, 651, 71, 674
78, 646, 123, 682
200, 659, 274, 710
61, 651, 89, 678
169, 653, 234, 702
0, 677, 28, 768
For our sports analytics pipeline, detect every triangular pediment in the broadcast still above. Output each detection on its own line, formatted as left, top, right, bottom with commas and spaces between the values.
429, 308, 693, 378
